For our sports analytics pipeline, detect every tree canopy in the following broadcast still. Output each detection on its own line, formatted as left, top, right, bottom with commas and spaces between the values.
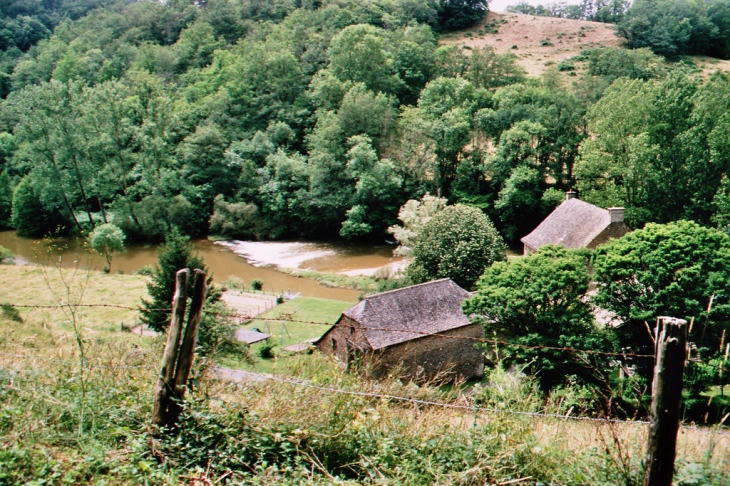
406, 204, 506, 290
592, 220, 730, 404
464, 245, 617, 390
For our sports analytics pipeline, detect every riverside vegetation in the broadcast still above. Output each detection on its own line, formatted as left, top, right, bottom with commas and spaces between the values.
5, 0, 730, 246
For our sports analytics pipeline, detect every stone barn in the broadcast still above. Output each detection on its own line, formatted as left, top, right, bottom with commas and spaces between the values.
521, 191, 630, 255
316, 279, 484, 382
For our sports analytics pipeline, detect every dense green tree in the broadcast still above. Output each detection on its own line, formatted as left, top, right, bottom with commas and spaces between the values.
10, 175, 68, 237
586, 47, 665, 82
577, 73, 730, 228
327, 24, 403, 96
619, 0, 730, 59
592, 221, 730, 405
464, 245, 617, 390
140, 228, 206, 332
0, 172, 12, 229
88, 223, 126, 272
407, 204, 505, 290
437, 0, 488, 31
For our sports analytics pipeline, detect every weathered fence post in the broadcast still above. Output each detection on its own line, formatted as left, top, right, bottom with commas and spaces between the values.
168, 269, 208, 426
152, 269, 189, 429
644, 316, 688, 486
152, 268, 208, 431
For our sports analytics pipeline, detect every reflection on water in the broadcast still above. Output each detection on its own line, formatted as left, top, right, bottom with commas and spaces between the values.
0, 232, 404, 301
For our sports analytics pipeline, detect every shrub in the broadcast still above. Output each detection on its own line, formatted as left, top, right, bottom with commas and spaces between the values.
557, 61, 574, 71
257, 340, 275, 359
222, 275, 245, 291
251, 278, 263, 292
88, 223, 125, 273
0, 246, 13, 265
406, 204, 506, 290
139, 228, 207, 332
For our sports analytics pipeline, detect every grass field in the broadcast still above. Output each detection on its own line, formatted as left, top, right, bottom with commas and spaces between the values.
0, 260, 150, 355
219, 296, 356, 373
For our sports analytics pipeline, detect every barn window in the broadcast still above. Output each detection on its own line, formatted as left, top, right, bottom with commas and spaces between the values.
331, 337, 336, 350
350, 326, 354, 335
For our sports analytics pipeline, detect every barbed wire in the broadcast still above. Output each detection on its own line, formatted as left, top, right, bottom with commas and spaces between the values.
222, 368, 730, 435
2, 349, 728, 435
4, 302, 730, 366
0, 352, 156, 371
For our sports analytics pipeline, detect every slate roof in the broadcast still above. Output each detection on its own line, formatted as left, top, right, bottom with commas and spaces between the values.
235, 329, 271, 344
341, 279, 472, 350
521, 198, 611, 251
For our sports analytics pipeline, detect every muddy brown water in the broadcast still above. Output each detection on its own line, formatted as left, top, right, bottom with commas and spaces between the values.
0, 231, 402, 301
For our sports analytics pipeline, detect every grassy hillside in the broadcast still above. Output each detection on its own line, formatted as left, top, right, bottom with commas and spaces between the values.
1, 263, 729, 483
441, 11, 730, 77
441, 11, 622, 76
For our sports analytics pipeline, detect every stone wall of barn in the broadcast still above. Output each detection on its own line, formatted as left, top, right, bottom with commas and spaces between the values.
316, 316, 371, 367
588, 221, 631, 249
317, 319, 484, 382
369, 323, 484, 382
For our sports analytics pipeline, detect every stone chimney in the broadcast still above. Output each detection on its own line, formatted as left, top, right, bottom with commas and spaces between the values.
566, 190, 577, 200
608, 207, 625, 223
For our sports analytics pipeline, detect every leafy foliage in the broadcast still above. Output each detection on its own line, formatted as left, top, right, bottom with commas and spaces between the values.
619, 0, 730, 59
465, 245, 617, 390
10, 175, 68, 237
437, 0, 489, 31
592, 221, 730, 407
407, 204, 506, 290
388, 194, 447, 257
139, 227, 206, 332
88, 223, 125, 272
0, 245, 13, 264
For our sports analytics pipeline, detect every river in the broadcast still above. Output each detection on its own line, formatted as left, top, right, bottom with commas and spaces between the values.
0, 231, 405, 302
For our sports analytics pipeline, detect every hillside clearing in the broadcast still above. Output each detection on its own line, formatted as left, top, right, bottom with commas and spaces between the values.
440, 12, 622, 77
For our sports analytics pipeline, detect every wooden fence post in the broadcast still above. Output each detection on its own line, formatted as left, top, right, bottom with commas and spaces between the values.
168, 269, 208, 426
152, 269, 189, 429
644, 316, 688, 486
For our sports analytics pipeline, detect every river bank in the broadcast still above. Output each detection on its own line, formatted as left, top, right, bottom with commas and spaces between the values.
0, 231, 408, 301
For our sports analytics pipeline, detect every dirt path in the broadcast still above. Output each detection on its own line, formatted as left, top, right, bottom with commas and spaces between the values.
214, 366, 272, 383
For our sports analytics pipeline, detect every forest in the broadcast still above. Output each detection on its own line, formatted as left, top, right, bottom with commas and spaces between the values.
0, 0, 728, 247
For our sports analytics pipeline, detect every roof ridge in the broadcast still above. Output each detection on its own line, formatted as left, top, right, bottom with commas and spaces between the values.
361, 278, 456, 300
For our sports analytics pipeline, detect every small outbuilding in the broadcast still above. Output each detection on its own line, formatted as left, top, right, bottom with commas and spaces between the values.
316, 279, 483, 382
520, 191, 630, 255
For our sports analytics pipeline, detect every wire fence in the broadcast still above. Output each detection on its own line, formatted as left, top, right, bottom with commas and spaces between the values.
4, 302, 730, 366
1, 349, 728, 435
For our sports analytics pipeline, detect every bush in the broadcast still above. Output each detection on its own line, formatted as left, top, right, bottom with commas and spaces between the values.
208, 195, 259, 239
557, 61, 574, 71
251, 279, 263, 292
88, 223, 125, 272
0, 246, 13, 265
222, 275, 245, 291
406, 204, 506, 290
257, 341, 275, 359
